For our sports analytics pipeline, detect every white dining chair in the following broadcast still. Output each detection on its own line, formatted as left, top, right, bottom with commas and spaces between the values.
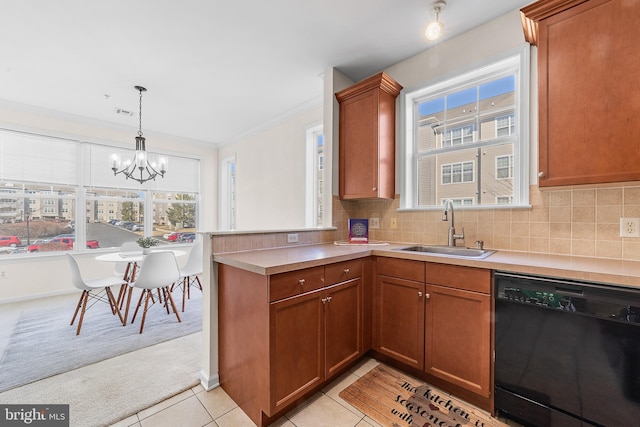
67, 254, 125, 335
130, 251, 181, 333
172, 242, 203, 312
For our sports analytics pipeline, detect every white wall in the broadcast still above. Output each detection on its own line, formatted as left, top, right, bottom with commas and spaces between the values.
0, 102, 217, 302
217, 103, 323, 230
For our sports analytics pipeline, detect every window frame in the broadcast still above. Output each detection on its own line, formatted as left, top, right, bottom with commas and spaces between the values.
400, 45, 530, 211
0, 128, 201, 257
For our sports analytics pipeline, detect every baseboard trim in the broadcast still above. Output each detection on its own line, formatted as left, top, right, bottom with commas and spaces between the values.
199, 370, 220, 391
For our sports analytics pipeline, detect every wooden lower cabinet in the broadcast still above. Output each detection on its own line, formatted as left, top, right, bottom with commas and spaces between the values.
269, 288, 324, 413
325, 278, 363, 378
269, 278, 363, 414
373, 258, 492, 410
424, 283, 491, 398
219, 261, 364, 427
375, 275, 425, 370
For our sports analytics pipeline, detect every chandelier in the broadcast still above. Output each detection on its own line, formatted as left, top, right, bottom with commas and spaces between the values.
110, 86, 167, 184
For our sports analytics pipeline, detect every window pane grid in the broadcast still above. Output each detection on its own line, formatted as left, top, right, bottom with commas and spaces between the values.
406, 52, 526, 208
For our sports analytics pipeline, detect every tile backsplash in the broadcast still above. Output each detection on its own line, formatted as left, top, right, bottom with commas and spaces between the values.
333, 184, 640, 261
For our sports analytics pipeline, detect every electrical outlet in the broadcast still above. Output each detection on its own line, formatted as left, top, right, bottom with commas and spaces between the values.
287, 233, 299, 243
390, 218, 397, 229
620, 218, 640, 237
0, 271, 5, 279
370, 218, 380, 229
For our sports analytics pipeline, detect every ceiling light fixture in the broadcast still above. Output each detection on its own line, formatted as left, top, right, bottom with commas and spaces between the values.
110, 86, 167, 184
425, 0, 446, 41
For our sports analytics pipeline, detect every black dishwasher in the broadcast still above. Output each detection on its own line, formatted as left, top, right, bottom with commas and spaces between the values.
494, 272, 640, 427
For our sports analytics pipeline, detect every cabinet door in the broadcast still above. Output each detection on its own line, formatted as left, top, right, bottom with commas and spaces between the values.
536, 0, 640, 186
325, 278, 362, 379
425, 284, 490, 398
375, 275, 425, 370
339, 88, 381, 199
336, 72, 401, 200
269, 289, 324, 413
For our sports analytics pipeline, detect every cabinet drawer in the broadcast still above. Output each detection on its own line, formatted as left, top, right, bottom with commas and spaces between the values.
269, 266, 325, 302
426, 263, 490, 294
325, 259, 363, 285
376, 257, 425, 282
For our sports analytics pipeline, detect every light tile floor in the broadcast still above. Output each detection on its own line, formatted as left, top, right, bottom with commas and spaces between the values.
108, 357, 523, 427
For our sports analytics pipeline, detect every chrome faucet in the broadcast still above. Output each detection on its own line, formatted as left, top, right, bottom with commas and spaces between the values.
442, 199, 464, 247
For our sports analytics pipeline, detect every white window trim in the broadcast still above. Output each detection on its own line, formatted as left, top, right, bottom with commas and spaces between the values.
400, 44, 530, 210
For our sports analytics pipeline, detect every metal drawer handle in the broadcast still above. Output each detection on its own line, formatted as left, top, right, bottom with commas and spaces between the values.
322, 296, 332, 304
299, 279, 305, 286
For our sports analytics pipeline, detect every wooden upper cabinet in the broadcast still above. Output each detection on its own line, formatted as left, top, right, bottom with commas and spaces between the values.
335, 72, 402, 199
522, 0, 640, 187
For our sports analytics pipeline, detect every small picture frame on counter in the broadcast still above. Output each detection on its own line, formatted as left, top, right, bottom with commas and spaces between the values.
348, 218, 369, 243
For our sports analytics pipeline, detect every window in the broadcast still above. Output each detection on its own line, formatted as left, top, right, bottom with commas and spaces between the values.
496, 114, 515, 136
441, 161, 474, 185
402, 46, 529, 209
496, 155, 513, 179
305, 124, 324, 227
441, 198, 474, 206
0, 128, 200, 256
443, 125, 474, 147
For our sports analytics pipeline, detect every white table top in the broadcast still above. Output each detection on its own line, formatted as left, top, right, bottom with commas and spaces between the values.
95, 249, 186, 262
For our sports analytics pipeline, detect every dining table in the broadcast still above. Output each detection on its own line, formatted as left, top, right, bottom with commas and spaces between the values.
95, 249, 186, 325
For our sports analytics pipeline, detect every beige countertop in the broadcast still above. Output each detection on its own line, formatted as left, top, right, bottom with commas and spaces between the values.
213, 243, 640, 288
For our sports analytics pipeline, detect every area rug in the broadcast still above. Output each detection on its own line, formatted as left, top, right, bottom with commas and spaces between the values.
340, 364, 504, 427
0, 332, 202, 427
0, 289, 202, 393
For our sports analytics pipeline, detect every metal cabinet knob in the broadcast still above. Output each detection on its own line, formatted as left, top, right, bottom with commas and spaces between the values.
372, 187, 377, 191
299, 279, 305, 286
538, 171, 546, 178
425, 293, 430, 299
418, 292, 423, 297
344, 268, 350, 274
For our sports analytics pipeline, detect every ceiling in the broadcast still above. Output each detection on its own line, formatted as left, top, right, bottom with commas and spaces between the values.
0, 0, 533, 146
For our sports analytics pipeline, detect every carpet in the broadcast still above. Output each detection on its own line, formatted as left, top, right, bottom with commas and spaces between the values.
0, 288, 202, 393
340, 365, 504, 427
0, 332, 202, 427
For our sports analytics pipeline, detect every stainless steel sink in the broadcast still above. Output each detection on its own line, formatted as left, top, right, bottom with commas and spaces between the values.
395, 245, 495, 259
